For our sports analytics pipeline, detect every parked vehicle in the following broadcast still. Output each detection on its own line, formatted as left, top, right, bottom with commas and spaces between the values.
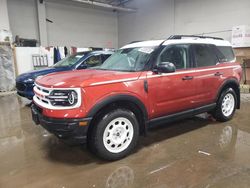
16, 50, 113, 99
31, 35, 242, 160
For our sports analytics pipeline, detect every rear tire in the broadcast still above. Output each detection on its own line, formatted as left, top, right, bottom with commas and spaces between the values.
88, 109, 139, 161
213, 88, 237, 122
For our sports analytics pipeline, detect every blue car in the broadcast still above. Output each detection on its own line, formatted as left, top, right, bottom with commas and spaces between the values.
16, 50, 113, 100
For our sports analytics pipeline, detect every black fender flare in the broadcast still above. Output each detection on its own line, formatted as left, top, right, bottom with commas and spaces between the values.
216, 79, 240, 109
87, 94, 149, 132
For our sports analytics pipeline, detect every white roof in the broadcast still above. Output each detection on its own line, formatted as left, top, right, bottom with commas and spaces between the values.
122, 38, 232, 49
121, 40, 164, 49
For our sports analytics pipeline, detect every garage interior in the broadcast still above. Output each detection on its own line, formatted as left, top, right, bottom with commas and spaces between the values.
1, 0, 250, 187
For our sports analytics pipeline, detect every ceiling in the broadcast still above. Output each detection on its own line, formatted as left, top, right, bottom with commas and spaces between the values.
45, 0, 135, 12
70, 0, 136, 12
94, 0, 131, 6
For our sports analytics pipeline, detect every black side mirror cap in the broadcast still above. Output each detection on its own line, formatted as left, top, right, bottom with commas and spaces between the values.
155, 62, 176, 73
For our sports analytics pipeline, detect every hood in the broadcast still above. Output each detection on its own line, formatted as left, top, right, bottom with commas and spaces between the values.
16, 67, 71, 83
36, 69, 141, 88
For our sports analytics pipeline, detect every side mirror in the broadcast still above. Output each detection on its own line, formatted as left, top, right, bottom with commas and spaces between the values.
156, 62, 176, 73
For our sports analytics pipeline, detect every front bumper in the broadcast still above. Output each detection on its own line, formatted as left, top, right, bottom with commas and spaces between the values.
31, 104, 92, 143
16, 81, 34, 100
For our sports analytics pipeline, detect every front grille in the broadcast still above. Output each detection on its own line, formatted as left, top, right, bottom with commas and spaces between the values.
36, 85, 49, 93
16, 82, 26, 91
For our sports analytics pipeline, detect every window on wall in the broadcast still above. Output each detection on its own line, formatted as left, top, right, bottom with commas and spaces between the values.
158, 44, 190, 69
193, 44, 218, 67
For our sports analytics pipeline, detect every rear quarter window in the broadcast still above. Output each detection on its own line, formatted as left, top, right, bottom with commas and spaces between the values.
215, 46, 235, 62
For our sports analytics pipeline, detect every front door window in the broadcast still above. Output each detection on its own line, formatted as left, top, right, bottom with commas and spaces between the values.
157, 44, 190, 69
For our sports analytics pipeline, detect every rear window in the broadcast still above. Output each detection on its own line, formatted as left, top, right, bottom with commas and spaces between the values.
215, 46, 235, 62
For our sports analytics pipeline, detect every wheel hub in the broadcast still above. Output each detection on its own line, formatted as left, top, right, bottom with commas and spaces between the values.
103, 117, 134, 153
221, 93, 235, 117
112, 127, 126, 143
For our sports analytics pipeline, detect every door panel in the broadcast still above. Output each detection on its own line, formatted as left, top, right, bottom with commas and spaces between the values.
147, 44, 198, 119
193, 64, 232, 106
191, 44, 226, 106
147, 70, 197, 119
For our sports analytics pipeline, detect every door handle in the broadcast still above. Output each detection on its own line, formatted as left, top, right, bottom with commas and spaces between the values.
214, 72, 223, 76
182, 76, 193, 80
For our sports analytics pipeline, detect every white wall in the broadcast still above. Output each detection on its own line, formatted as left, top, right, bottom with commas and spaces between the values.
7, 0, 39, 40
7, 0, 118, 48
46, 1, 118, 48
174, 0, 250, 41
15, 47, 41, 75
0, 0, 10, 30
6, 0, 250, 48
118, 0, 250, 47
118, 0, 175, 47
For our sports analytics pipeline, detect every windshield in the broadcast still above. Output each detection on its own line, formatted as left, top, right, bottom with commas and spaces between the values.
95, 47, 156, 72
53, 53, 85, 68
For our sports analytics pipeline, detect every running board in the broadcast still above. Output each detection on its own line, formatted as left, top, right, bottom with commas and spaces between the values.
148, 103, 216, 127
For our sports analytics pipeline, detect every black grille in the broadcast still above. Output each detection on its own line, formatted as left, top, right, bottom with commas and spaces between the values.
16, 82, 26, 91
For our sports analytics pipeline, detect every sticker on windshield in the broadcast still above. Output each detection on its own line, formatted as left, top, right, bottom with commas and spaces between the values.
138, 47, 154, 54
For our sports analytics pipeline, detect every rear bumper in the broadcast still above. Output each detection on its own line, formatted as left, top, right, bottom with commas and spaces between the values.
31, 104, 92, 143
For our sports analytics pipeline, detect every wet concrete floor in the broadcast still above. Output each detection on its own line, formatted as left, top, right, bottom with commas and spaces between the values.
0, 94, 250, 188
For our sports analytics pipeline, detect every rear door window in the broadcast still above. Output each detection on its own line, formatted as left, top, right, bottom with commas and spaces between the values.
192, 44, 218, 67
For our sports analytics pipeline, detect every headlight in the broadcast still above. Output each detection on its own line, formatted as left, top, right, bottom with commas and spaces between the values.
47, 90, 78, 106
68, 91, 77, 105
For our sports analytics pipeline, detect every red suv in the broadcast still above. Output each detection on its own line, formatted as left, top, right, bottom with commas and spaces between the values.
31, 35, 242, 160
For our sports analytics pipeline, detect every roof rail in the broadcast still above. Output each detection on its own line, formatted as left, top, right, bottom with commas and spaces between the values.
168, 35, 224, 40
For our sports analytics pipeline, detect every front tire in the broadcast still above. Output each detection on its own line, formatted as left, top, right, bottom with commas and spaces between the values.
213, 88, 237, 122
89, 109, 139, 161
